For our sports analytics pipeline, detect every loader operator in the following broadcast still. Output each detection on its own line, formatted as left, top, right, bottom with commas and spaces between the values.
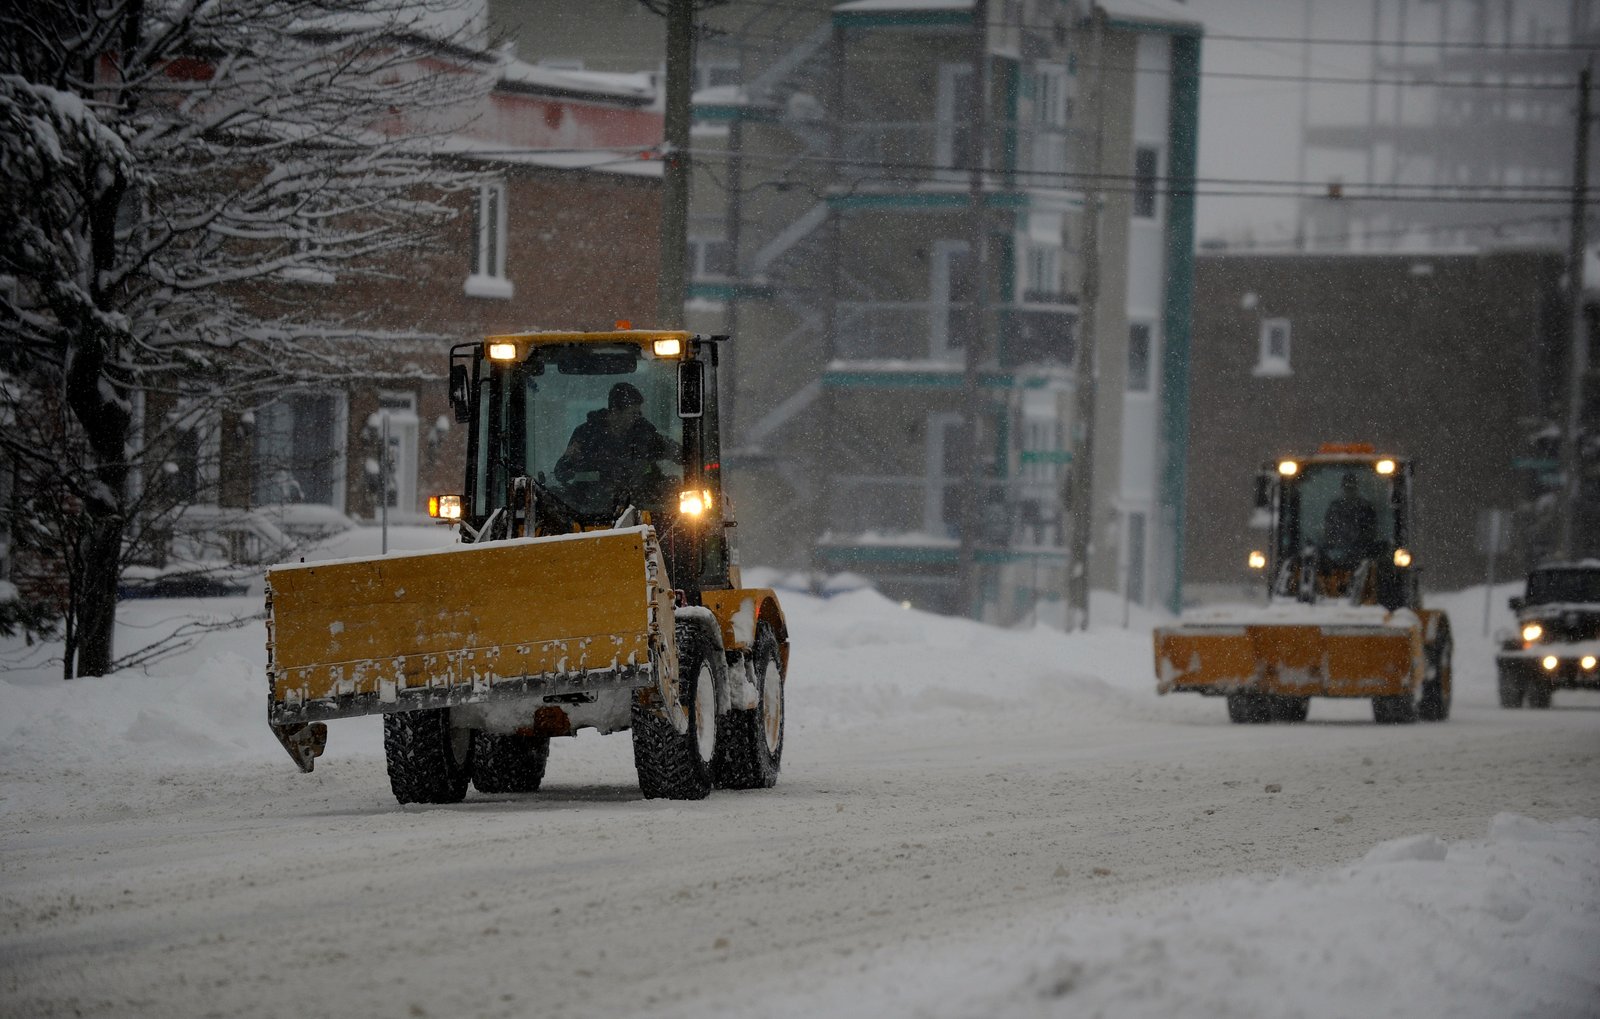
1321, 472, 1380, 565
554, 381, 681, 507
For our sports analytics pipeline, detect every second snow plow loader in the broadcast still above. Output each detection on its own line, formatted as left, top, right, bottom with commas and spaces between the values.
1155, 444, 1452, 725
265, 330, 789, 804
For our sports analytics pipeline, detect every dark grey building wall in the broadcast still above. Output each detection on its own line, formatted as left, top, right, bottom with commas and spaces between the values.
1185, 250, 1564, 596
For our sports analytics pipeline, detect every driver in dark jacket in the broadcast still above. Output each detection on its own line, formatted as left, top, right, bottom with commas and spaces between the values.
554, 382, 680, 500
1322, 471, 1379, 563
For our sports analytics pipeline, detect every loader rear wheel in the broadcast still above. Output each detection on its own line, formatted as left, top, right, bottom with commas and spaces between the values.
1270, 696, 1310, 723
383, 709, 473, 804
1226, 693, 1271, 724
632, 619, 720, 800
1372, 690, 1420, 725
713, 621, 784, 790
470, 732, 550, 794
1419, 619, 1453, 722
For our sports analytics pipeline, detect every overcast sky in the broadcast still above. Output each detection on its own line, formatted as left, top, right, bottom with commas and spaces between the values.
1188, 0, 1585, 247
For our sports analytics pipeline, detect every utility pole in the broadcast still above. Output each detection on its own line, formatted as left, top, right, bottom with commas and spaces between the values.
1559, 65, 1591, 559
657, 0, 694, 329
1065, 7, 1106, 631
956, 0, 990, 620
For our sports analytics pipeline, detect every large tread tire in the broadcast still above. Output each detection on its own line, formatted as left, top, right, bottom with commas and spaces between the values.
1227, 693, 1271, 724
632, 619, 720, 800
470, 732, 550, 794
1269, 696, 1310, 723
1372, 692, 1420, 725
712, 621, 784, 790
1419, 619, 1453, 722
383, 709, 473, 804
1497, 664, 1527, 708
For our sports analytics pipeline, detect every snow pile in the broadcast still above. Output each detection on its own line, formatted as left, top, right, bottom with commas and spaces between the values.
684, 813, 1600, 1019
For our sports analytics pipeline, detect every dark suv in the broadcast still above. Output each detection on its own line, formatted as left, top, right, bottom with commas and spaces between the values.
1496, 562, 1600, 708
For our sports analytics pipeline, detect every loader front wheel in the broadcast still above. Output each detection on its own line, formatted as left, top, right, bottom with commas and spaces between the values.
1226, 693, 1271, 724
632, 619, 720, 800
713, 621, 784, 790
1419, 619, 1453, 722
383, 709, 474, 804
471, 732, 550, 794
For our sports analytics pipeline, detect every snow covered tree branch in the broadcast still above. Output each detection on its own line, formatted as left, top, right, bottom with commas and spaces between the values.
0, 0, 491, 676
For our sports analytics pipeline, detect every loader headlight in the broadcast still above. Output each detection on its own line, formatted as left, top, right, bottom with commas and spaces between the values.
1521, 622, 1543, 643
1541, 655, 1559, 671
652, 337, 683, 357
429, 494, 462, 521
1277, 460, 1299, 477
678, 488, 714, 516
1375, 459, 1396, 475
1393, 547, 1412, 568
487, 342, 519, 361
1247, 550, 1267, 570
1582, 655, 1597, 671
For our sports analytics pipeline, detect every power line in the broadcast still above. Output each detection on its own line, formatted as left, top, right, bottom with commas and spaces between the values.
706, 22, 1585, 91
681, 145, 1580, 201
711, 0, 1600, 54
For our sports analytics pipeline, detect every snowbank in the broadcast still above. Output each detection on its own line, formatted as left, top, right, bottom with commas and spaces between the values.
685, 812, 1599, 1019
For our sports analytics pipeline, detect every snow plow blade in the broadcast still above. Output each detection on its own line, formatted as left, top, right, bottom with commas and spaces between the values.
1155, 612, 1422, 698
264, 526, 672, 728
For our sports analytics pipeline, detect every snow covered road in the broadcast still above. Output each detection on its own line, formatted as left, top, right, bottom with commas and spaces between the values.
3, 573, 1598, 1018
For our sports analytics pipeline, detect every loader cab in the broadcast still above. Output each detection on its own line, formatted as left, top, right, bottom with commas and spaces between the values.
1266, 446, 1418, 609
448, 330, 735, 597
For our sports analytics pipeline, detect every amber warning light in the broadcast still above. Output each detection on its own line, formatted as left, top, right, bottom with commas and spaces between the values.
429, 494, 463, 521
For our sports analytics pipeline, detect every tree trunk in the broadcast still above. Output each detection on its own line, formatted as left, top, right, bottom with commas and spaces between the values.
73, 516, 123, 676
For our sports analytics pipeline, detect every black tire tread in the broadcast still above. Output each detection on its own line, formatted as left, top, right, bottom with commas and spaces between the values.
383, 709, 472, 804
471, 732, 550, 794
631, 619, 717, 800
712, 622, 784, 789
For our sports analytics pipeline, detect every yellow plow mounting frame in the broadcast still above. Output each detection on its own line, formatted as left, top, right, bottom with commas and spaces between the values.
265, 526, 676, 741
1154, 615, 1424, 699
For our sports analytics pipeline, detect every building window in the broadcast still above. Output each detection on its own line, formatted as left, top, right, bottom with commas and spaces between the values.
1024, 244, 1062, 303
690, 235, 733, 279
465, 181, 512, 299
254, 393, 346, 508
1255, 318, 1292, 377
1127, 321, 1153, 392
1133, 146, 1159, 219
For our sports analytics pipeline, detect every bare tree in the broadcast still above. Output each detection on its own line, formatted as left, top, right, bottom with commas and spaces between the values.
0, 0, 487, 677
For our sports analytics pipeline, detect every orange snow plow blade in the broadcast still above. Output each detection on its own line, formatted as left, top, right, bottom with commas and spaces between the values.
265, 526, 672, 733
1155, 615, 1422, 699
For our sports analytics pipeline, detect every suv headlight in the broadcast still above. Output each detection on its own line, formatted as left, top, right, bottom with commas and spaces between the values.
1521, 622, 1543, 643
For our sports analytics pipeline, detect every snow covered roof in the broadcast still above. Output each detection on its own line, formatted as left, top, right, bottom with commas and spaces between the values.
1097, 0, 1204, 33
428, 133, 662, 179
497, 56, 655, 106
833, 0, 972, 11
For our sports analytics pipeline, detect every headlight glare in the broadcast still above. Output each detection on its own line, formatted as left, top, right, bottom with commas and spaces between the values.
1521, 623, 1543, 643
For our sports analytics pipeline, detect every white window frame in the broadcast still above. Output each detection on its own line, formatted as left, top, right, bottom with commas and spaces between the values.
1132, 145, 1160, 220
1127, 320, 1155, 393
1254, 318, 1292, 377
465, 180, 513, 299
935, 63, 975, 177
929, 239, 971, 360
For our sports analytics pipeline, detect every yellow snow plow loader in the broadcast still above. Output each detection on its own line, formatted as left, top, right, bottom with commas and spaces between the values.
1155, 444, 1452, 724
265, 330, 788, 803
